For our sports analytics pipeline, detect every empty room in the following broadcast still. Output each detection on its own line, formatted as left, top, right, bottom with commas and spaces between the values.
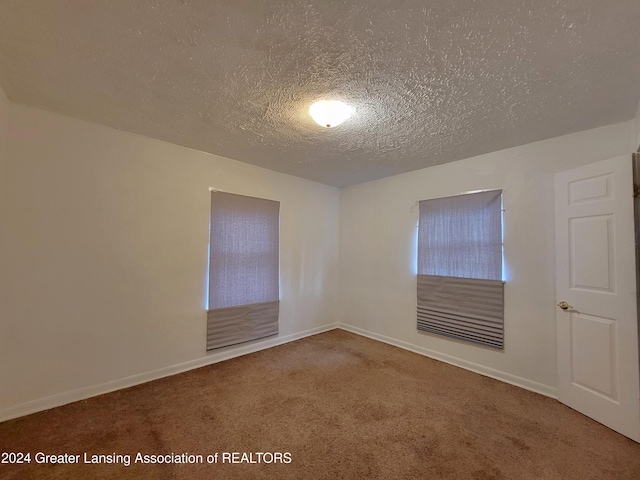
1, 1, 640, 479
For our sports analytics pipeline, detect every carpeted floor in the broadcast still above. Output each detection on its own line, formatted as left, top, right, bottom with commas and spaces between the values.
1, 329, 639, 479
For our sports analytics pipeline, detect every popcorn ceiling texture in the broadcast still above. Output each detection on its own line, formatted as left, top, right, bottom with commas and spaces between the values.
0, 0, 639, 187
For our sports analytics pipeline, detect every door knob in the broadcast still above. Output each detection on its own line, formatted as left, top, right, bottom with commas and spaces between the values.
557, 301, 579, 313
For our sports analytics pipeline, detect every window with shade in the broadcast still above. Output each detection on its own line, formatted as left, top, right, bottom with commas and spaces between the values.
207, 191, 280, 350
417, 190, 504, 349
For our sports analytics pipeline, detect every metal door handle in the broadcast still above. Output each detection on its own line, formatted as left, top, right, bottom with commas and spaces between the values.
557, 301, 578, 313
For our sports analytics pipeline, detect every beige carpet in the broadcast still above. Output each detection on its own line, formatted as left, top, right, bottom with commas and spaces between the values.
1, 329, 639, 479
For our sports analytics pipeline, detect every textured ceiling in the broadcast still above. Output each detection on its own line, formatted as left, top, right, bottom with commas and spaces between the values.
1, 1, 639, 187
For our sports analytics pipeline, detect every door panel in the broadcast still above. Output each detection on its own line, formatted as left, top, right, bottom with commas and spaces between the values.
570, 313, 617, 399
555, 155, 640, 442
569, 215, 614, 291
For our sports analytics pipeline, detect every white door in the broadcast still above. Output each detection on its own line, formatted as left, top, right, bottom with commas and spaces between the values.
555, 154, 640, 442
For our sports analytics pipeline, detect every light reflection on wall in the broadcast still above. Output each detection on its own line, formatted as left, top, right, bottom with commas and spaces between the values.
410, 221, 419, 276
204, 219, 211, 310
501, 196, 508, 282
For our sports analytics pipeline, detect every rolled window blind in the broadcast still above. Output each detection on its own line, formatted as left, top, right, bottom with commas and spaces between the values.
417, 190, 504, 349
207, 192, 280, 350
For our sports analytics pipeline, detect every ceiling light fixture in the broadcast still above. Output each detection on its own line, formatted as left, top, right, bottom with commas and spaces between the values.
309, 100, 353, 128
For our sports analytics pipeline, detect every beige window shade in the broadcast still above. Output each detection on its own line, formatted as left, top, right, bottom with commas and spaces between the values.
417, 190, 504, 349
207, 192, 280, 350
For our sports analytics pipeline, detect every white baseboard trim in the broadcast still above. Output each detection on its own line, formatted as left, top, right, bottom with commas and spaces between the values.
0, 323, 339, 423
338, 323, 557, 399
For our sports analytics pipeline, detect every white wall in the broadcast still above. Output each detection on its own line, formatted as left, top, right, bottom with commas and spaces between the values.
0, 104, 340, 416
634, 100, 640, 150
0, 84, 8, 191
339, 121, 635, 394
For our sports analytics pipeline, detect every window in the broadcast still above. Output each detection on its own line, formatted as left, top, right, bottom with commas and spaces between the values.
207, 191, 280, 350
417, 190, 504, 349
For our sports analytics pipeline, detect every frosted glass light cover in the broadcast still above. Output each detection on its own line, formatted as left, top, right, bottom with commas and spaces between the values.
309, 100, 353, 128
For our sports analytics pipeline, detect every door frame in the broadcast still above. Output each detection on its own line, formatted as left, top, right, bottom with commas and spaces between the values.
632, 151, 640, 406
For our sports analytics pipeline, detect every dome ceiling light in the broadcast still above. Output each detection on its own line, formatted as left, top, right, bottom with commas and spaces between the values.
309, 100, 353, 128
